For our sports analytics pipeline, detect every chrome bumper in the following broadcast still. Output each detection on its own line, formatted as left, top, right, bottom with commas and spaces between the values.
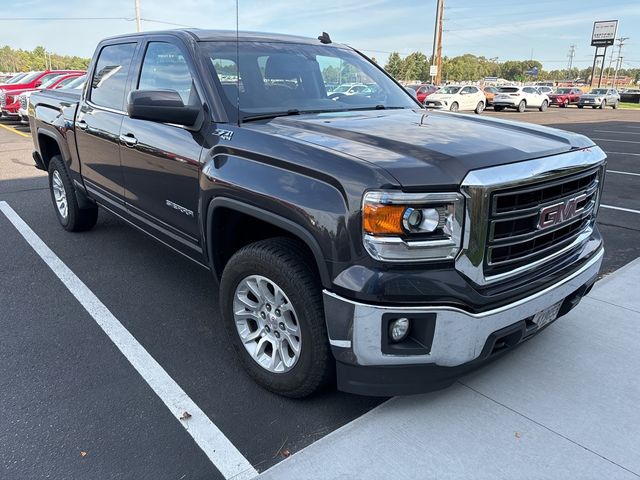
325, 248, 602, 367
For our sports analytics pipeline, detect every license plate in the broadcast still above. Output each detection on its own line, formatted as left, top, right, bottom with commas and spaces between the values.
532, 301, 563, 330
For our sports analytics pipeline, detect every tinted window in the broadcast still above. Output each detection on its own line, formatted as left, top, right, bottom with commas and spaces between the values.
523, 87, 537, 94
498, 87, 519, 93
90, 43, 136, 110
56, 76, 80, 88
138, 42, 198, 106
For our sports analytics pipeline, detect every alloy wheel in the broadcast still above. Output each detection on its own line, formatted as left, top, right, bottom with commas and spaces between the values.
52, 170, 68, 220
233, 275, 302, 373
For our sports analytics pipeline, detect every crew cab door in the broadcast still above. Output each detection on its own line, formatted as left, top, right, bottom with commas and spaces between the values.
119, 39, 204, 247
76, 41, 139, 206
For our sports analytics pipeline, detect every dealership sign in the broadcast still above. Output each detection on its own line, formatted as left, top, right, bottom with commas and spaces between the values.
591, 20, 618, 47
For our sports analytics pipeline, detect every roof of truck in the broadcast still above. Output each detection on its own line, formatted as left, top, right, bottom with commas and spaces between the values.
101, 29, 344, 47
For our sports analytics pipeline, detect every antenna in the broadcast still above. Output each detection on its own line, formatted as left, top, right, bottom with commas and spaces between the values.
236, 0, 240, 126
318, 32, 332, 44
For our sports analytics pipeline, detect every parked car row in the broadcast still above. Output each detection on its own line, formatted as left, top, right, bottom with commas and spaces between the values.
0, 70, 86, 123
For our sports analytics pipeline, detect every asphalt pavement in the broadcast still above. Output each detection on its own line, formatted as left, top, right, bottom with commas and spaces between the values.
1, 107, 639, 479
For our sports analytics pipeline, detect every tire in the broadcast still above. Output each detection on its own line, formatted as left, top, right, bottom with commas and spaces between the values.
613, 101, 619, 109
578, 105, 584, 109
599, 99, 607, 109
474, 101, 484, 114
560, 100, 567, 108
219, 238, 333, 398
450, 102, 459, 112
591, 106, 597, 109
494, 105, 504, 112
539, 100, 548, 112
48, 156, 98, 232
517, 100, 526, 113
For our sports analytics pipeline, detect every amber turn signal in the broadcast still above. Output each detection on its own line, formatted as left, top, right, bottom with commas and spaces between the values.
363, 203, 405, 235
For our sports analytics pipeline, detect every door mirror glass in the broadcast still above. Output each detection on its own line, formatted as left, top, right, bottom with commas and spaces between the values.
127, 89, 200, 126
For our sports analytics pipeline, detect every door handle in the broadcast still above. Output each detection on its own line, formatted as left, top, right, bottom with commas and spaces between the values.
77, 120, 88, 130
119, 133, 138, 147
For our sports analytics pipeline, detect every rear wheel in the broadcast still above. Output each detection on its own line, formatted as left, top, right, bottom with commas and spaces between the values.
578, 105, 584, 109
599, 99, 607, 109
539, 100, 548, 112
220, 238, 333, 398
48, 156, 98, 232
493, 105, 505, 112
474, 101, 485, 114
517, 100, 526, 112
450, 102, 459, 112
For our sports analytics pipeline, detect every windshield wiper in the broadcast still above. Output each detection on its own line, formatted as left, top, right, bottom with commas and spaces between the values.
343, 105, 407, 112
242, 109, 300, 122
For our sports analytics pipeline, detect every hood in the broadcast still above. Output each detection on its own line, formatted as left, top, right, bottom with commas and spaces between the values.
581, 94, 604, 99
251, 109, 594, 188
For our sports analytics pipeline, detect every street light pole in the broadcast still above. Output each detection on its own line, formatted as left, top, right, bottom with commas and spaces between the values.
134, 0, 142, 32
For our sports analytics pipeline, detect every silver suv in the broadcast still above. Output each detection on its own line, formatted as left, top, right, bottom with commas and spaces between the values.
577, 88, 620, 109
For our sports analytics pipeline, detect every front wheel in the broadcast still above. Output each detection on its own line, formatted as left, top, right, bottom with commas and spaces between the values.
220, 238, 333, 398
539, 100, 548, 112
474, 101, 485, 114
578, 105, 584, 109
613, 100, 619, 109
600, 99, 607, 109
560, 99, 567, 108
449, 102, 459, 112
517, 100, 526, 112
48, 156, 98, 232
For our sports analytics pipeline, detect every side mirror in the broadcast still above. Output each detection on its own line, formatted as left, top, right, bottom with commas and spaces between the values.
127, 89, 200, 126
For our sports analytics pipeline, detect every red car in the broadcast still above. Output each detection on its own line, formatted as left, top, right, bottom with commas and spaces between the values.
1, 72, 84, 117
0, 69, 84, 92
548, 87, 582, 108
415, 84, 438, 103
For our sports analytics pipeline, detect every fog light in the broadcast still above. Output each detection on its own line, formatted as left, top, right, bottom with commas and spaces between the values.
389, 318, 410, 342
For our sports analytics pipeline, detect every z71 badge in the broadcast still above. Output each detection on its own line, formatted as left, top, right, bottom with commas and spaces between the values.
215, 129, 234, 141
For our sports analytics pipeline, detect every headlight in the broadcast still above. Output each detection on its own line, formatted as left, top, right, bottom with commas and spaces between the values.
362, 191, 464, 262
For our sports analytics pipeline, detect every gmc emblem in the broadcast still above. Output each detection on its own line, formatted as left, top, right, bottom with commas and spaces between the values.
537, 193, 587, 230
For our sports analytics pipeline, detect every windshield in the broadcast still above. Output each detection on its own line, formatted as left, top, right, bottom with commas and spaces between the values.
199, 41, 415, 121
62, 75, 87, 89
16, 71, 43, 84
6, 73, 28, 84
437, 86, 461, 94
556, 88, 572, 94
39, 75, 64, 89
590, 89, 608, 95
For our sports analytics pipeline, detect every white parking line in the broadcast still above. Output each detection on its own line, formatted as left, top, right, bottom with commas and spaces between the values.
601, 204, 640, 215
593, 130, 630, 134
607, 170, 640, 177
605, 151, 640, 157
593, 138, 640, 144
0, 201, 257, 480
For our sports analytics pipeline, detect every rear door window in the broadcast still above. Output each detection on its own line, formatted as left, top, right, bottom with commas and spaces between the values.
90, 42, 137, 111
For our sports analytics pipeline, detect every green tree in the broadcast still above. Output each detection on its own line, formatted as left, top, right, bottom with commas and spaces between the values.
384, 52, 404, 80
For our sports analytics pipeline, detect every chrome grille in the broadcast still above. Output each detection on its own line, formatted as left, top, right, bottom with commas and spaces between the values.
19, 95, 28, 110
456, 148, 607, 286
486, 168, 599, 275
0, 92, 5, 107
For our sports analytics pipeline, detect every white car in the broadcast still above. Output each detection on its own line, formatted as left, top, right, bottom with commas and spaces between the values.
329, 83, 373, 96
536, 86, 554, 96
493, 86, 549, 112
423, 85, 486, 113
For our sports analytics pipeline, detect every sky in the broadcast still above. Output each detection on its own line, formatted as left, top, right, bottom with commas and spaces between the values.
2, 0, 639, 71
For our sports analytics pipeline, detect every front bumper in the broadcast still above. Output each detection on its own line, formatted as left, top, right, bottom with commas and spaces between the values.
325, 247, 603, 396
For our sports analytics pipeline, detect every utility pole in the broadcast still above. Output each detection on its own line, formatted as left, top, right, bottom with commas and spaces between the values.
134, 0, 142, 32
566, 44, 576, 77
612, 36, 629, 89
431, 0, 444, 85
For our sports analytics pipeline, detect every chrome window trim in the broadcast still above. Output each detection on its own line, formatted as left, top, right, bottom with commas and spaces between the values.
455, 146, 607, 286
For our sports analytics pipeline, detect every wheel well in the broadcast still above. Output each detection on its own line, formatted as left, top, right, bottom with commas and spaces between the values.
210, 207, 320, 282
38, 134, 61, 170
